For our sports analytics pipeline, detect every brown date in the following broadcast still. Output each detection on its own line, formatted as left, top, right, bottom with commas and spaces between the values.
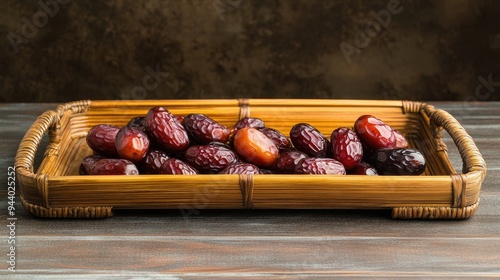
294, 158, 346, 175
330, 127, 363, 170
259, 127, 291, 152
220, 163, 261, 174
354, 115, 396, 151
184, 144, 238, 173
146, 107, 190, 153
370, 148, 426, 175
86, 124, 120, 157
160, 158, 198, 175
89, 158, 139, 175
290, 123, 328, 157
233, 127, 279, 168
139, 149, 170, 174
272, 149, 308, 174
184, 113, 229, 144
115, 126, 150, 163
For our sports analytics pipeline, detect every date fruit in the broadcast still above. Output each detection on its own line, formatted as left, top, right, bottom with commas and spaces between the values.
273, 149, 308, 174
79, 155, 104, 175
370, 148, 426, 175
89, 158, 139, 175
127, 117, 147, 131
115, 126, 150, 163
354, 115, 396, 150
233, 127, 279, 168
330, 127, 363, 170
259, 127, 291, 152
160, 158, 198, 175
290, 123, 328, 157
349, 162, 378, 176
294, 158, 346, 175
234, 117, 265, 130
220, 163, 261, 174
184, 113, 230, 144
185, 144, 238, 173
86, 124, 120, 157
146, 107, 190, 153
139, 149, 169, 174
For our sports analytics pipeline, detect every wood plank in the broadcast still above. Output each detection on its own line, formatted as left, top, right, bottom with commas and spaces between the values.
1, 102, 500, 277
9, 238, 500, 276
2, 207, 500, 237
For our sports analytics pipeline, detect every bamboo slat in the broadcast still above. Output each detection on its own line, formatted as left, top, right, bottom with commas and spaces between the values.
14, 99, 487, 219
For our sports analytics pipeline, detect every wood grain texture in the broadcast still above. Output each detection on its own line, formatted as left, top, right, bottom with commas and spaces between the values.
1, 102, 500, 277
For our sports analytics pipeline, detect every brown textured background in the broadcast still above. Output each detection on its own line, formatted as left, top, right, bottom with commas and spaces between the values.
1, 0, 499, 102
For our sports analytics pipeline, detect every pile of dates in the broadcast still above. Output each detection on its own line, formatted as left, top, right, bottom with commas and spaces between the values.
80, 107, 426, 176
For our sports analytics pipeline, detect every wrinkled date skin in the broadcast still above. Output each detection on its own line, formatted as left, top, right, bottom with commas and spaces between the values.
160, 158, 198, 175
290, 123, 328, 158
233, 127, 279, 168
331, 127, 363, 170
184, 113, 230, 144
86, 124, 121, 157
354, 115, 397, 151
294, 158, 346, 175
146, 107, 190, 153
259, 127, 291, 152
115, 126, 150, 163
370, 148, 426, 175
273, 149, 308, 174
234, 117, 265, 130
184, 144, 238, 173
83, 109, 427, 177
220, 163, 261, 174
139, 149, 169, 174
89, 158, 139, 175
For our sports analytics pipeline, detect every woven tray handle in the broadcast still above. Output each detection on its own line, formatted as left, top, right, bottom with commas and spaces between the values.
425, 105, 487, 179
15, 110, 60, 178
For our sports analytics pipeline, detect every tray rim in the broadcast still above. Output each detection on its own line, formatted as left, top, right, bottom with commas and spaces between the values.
15, 99, 487, 219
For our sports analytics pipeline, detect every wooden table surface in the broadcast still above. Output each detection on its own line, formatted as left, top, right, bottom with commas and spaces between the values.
1, 102, 499, 278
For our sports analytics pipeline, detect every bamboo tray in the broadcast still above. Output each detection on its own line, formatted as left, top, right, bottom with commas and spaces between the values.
15, 99, 487, 219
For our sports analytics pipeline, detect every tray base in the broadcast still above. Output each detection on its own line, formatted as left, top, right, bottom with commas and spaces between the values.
392, 199, 479, 219
21, 196, 113, 218
21, 195, 479, 219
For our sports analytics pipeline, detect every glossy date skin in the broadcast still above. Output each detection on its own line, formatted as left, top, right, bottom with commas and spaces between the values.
184, 144, 238, 173
146, 107, 190, 153
290, 123, 329, 158
259, 127, 291, 152
330, 127, 363, 170
88, 158, 139, 175
233, 127, 279, 168
82, 109, 426, 177
348, 162, 378, 176
370, 148, 426, 175
139, 149, 169, 174
294, 158, 346, 175
220, 163, 261, 175
272, 149, 308, 174
115, 126, 150, 163
354, 115, 396, 151
184, 113, 229, 144
86, 124, 120, 157
160, 158, 198, 175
